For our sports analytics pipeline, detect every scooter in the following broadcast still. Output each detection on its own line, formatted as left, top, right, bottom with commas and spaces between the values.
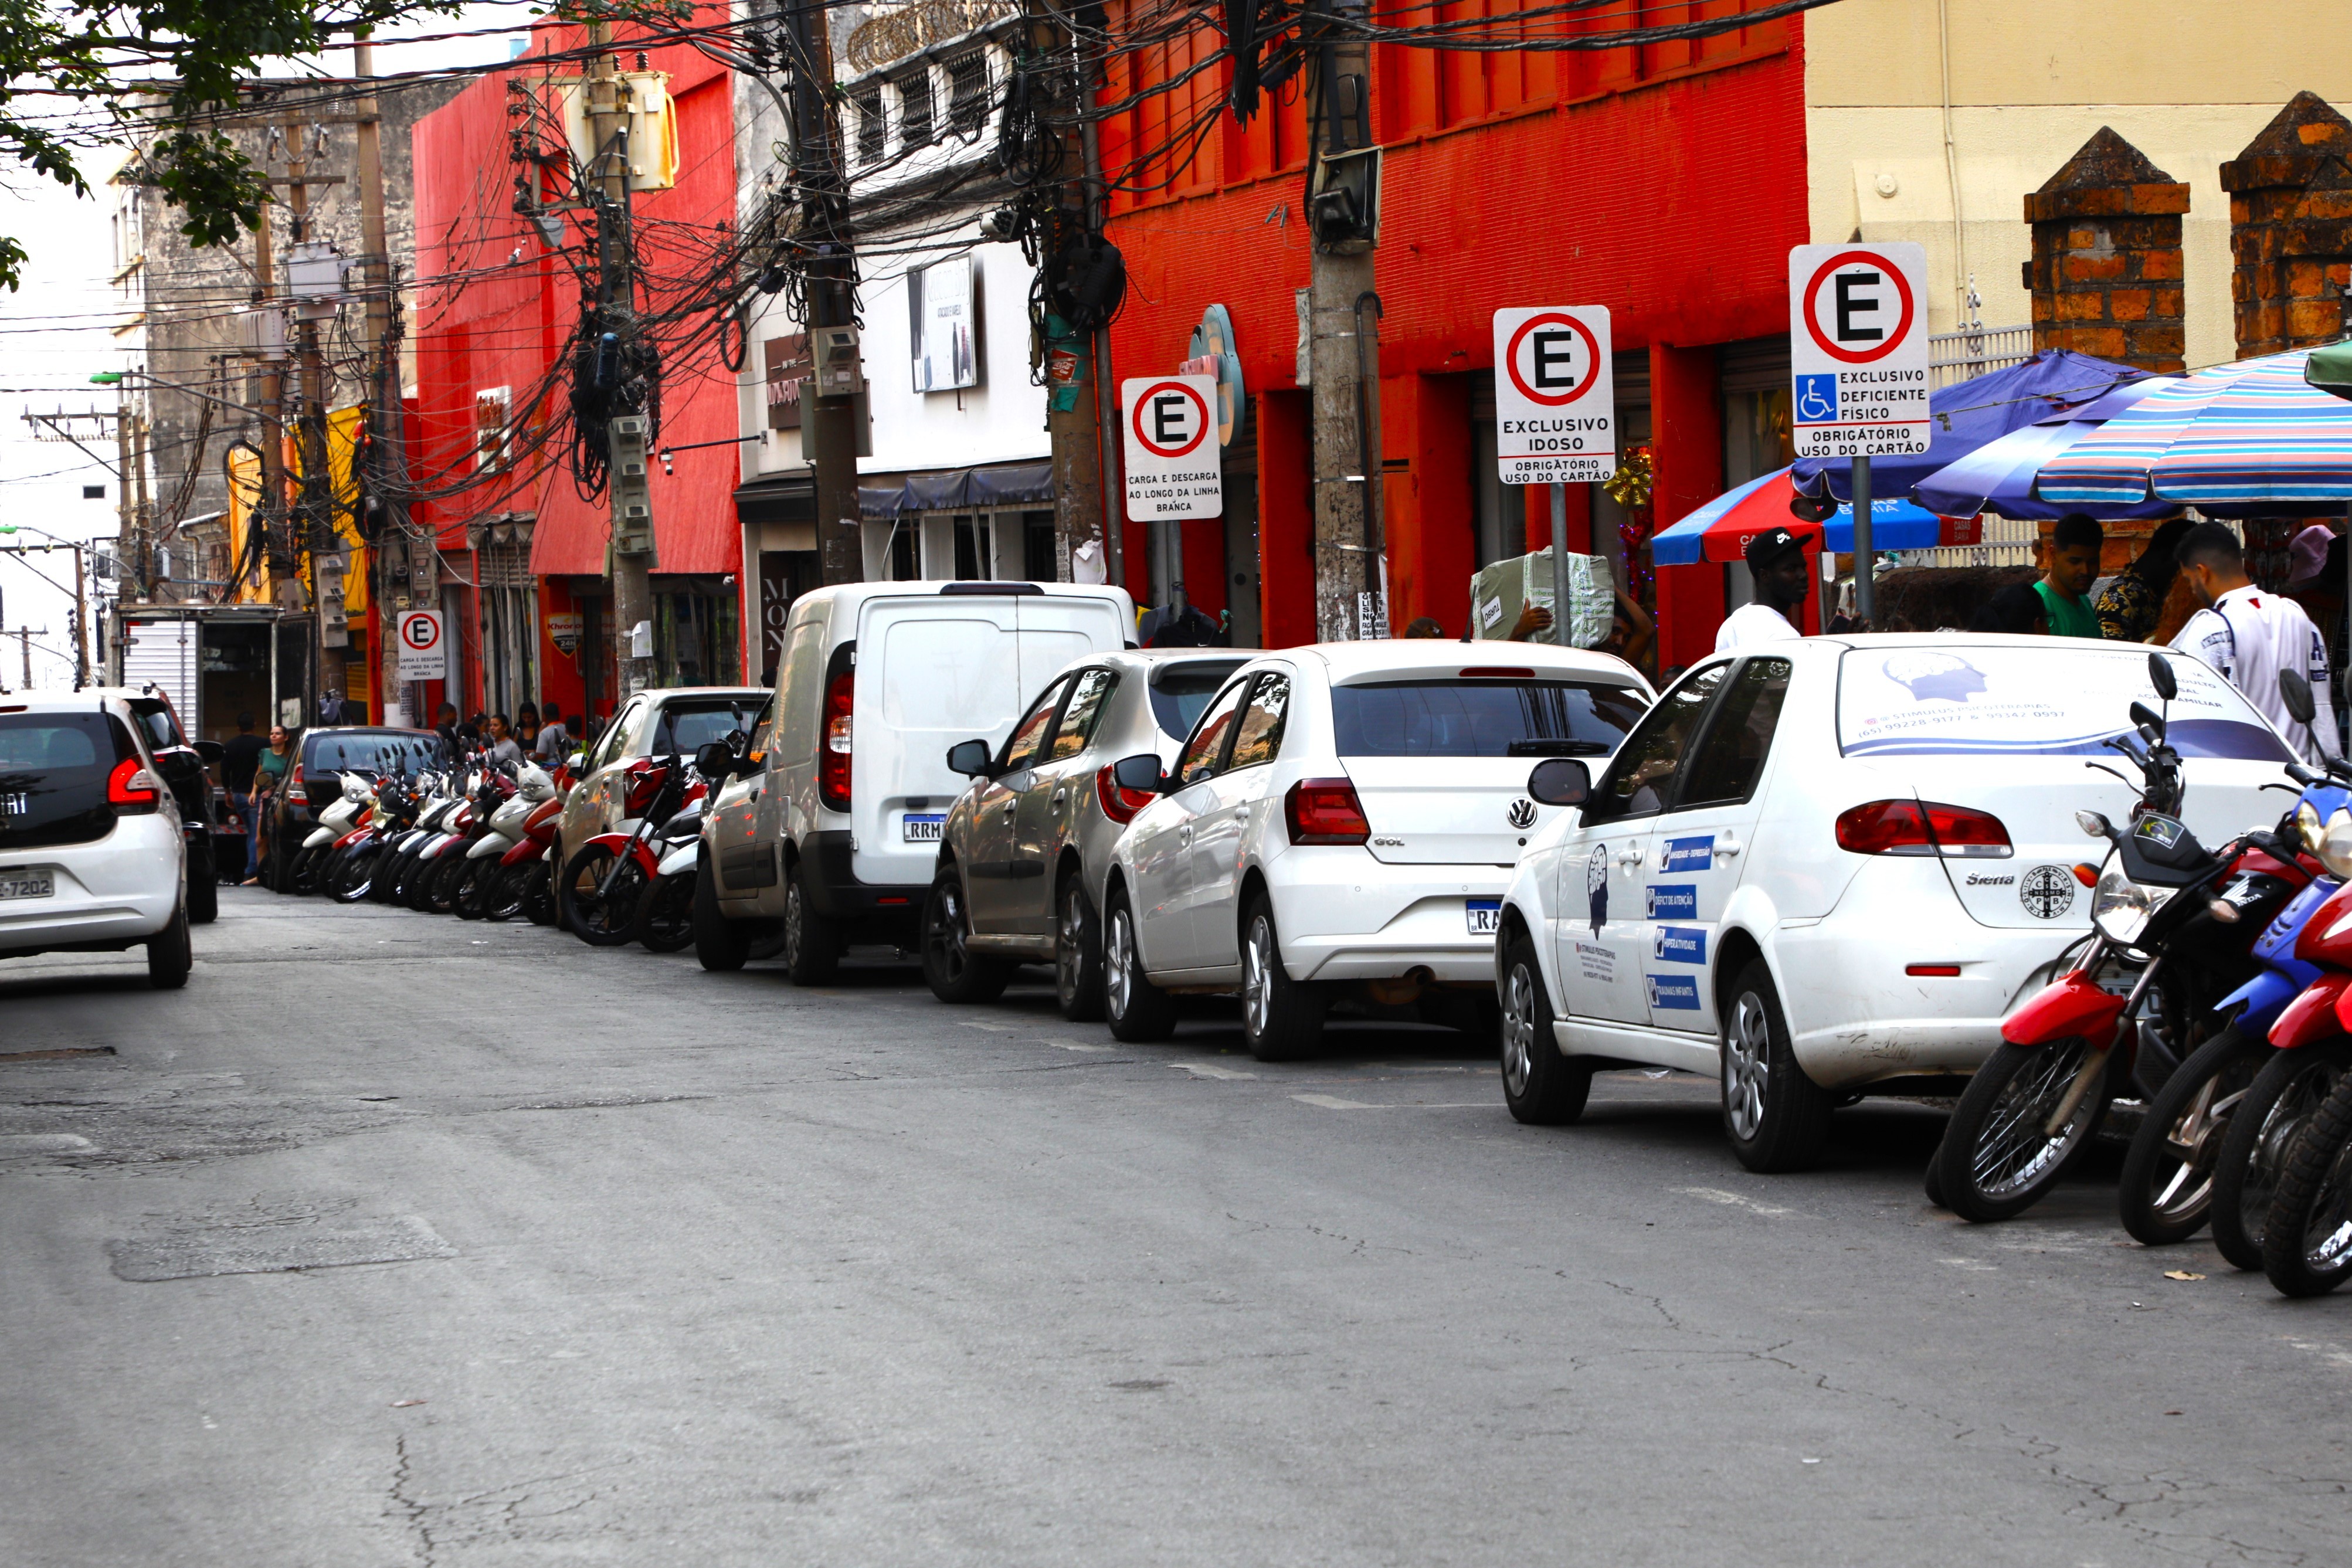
294, 773, 377, 896
631, 748, 733, 952
460, 762, 560, 922
329, 775, 424, 904
564, 755, 702, 947
1935, 651, 2327, 1223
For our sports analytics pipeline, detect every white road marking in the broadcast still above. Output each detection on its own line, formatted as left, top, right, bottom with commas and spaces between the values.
1675, 1186, 1791, 1217
956, 1021, 1018, 1033
1040, 1040, 1116, 1053
1292, 1094, 1382, 1110
0, 1133, 93, 1155
1940, 1257, 1999, 1271
1173, 1061, 1257, 1080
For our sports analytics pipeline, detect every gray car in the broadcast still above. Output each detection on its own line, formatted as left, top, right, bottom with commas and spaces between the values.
921, 650, 1243, 1018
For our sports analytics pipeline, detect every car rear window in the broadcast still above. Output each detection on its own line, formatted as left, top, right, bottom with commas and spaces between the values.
1837, 645, 2296, 761
652, 699, 763, 756
304, 732, 446, 779
1149, 660, 1245, 739
1331, 680, 1650, 758
0, 711, 135, 851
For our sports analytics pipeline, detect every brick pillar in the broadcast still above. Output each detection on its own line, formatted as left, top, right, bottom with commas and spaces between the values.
2022, 127, 2189, 372
2221, 90, 2352, 357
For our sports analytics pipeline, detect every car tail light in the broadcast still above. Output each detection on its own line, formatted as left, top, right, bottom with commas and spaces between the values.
819, 669, 854, 812
1834, 799, 2012, 858
1095, 763, 1155, 824
108, 758, 160, 813
1285, 776, 1370, 846
291, 762, 308, 805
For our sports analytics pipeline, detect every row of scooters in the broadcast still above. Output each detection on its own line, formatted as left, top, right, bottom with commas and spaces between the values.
273, 746, 729, 957
1932, 653, 2352, 1300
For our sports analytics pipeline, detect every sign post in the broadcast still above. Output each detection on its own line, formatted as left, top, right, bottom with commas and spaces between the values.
1787, 242, 1930, 626
395, 609, 445, 684
1492, 307, 1616, 644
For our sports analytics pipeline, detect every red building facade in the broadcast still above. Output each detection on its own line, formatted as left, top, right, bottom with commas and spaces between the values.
1098, 2, 1812, 663
408, 8, 744, 731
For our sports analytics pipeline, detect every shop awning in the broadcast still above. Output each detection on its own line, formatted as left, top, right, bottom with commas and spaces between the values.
858, 460, 1057, 518
733, 474, 815, 525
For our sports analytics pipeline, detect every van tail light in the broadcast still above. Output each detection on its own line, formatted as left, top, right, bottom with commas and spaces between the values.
1095, 763, 1156, 824
1285, 776, 1370, 846
108, 758, 161, 813
1834, 799, 2012, 858
819, 669, 854, 812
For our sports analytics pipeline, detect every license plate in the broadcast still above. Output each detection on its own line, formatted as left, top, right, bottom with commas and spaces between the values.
1465, 898, 1501, 936
902, 813, 945, 844
0, 870, 55, 901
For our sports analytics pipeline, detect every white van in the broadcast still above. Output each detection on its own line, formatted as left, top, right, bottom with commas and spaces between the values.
694, 581, 1136, 981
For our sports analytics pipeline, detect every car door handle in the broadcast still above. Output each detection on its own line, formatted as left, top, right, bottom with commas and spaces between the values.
1181, 826, 1193, 844
1050, 789, 1067, 805
1616, 847, 1644, 866
1715, 837, 1742, 858
1235, 806, 1250, 823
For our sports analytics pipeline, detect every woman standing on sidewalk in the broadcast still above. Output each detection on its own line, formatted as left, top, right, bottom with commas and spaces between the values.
245, 724, 295, 886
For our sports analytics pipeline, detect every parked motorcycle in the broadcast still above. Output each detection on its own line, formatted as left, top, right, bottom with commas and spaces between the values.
2259, 1016, 2352, 1296
459, 761, 561, 922
1936, 652, 2324, 1223
629, 744, 736, 952
293, 773, 376, 896
328, 774, 425, 904
563, 754, 701, 947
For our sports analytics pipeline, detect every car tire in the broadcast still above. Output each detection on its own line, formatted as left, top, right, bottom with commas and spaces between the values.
1499, 929, 1592, 1126
692, 853, 750, 972
1103, 887, 1176, 1043
783, 857, 841, 986
1720, 960, 1834, 1174
921, 868, 1011, 1003
1240, 895, 1325, 1063
1053, 874, 1106, 1023
146, 900, 191, 990
186, 840, 218, 924
2211, 1040, 2352, 1270
2118, 1023, 2264, 1246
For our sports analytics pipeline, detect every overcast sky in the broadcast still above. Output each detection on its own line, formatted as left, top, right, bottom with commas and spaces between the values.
0, 8, 529, 690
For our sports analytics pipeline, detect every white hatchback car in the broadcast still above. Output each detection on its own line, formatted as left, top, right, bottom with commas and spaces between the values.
1492, 636, 2297, 1172
0, 693, 191, 987
1099, 642, 1654, 1058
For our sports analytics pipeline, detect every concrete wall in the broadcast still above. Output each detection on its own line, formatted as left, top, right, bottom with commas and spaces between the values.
1805, 0, 2352, 368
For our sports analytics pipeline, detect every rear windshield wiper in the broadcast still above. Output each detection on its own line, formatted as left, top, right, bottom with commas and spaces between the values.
1507, 739, 1611, 756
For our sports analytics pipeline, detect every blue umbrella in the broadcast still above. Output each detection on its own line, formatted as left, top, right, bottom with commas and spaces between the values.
1911, 378, 2181, 520
1654, 467, 1949, 565
1794, 348, 2151, 504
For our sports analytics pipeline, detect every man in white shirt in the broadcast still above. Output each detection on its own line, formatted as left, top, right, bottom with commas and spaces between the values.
2169, 521, 2337, 762
1715, 525, 1814, 652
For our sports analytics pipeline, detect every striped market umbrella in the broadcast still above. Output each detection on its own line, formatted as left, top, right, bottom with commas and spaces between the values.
2035, 348, 2352, 513
1652, 467, 1951, 565
1911, 378, 2180, 520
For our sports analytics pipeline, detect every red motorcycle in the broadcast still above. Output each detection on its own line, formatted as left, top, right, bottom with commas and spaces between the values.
562, 756, 707, 947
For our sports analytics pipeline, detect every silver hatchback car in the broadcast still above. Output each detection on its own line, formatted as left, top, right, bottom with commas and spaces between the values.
922, 649, 1243, 1017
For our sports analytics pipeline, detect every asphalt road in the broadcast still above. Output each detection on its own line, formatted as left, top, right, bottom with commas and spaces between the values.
4, 888, 2349, 1567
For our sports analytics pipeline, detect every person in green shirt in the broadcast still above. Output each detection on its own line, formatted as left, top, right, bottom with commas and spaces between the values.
2034, 513, 2105, 637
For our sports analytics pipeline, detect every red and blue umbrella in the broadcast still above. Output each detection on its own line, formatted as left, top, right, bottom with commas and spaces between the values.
1653, 467, 1953, 565
2035, 348, 2352, 513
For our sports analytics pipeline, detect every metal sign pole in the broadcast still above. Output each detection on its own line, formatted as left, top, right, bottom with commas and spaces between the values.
1550, 482, 1569, 644
1851, 454, 1874, 626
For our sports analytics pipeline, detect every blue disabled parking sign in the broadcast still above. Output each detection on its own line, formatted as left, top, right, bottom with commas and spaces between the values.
1796, 374, 1838, 423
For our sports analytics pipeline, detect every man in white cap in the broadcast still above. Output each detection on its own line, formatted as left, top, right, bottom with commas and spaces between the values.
1716, 526, 1814, 652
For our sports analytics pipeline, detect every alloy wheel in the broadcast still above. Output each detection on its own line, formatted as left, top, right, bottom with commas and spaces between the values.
1057, 887, 1084, 1000
1241, 915, 1279, 1040
1105, 907, 1133, 1019
926, 883, 970, 980
2151, 1073, 2249, 1219
1725, 991, 1771, 1141
1501, 963, 1538, 1098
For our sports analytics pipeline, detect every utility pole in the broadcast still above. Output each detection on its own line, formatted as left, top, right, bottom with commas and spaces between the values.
1023, 11, 1106, 582
352, 30, 407, 724
252, 187, 294, 602
1304, 0, 1382, 640
282, 110, 344, 717
4, 628, 46, 690
585, 29, 658, 694
781, 0, 865, 585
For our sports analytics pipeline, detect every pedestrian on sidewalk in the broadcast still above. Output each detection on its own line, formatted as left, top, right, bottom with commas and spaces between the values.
220, 712, 265, 881
1715, 527, 1813, 652
2035, 514, 2105, 638
483, 714, 523, 769
534, 702, 572, 762
514, 702, 542, 752
1968, 581, 2049, 635
2095, 517, 2194, 644
247, 723, 294, 885
2170, 521, 2337, 762
433, 702, 461, 757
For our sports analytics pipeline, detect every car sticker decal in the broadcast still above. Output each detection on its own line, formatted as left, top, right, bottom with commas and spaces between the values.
2020, 865, 2076, 919
1587, 844, 1609, 934
1652, 926, 1706, 965
1646, 884, 1697, 920
1660, 836, 1713, 872
1647, 974, 1702, 1010
1574, 942, 1615, 982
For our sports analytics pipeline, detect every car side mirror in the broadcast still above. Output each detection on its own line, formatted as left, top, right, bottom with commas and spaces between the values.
565, 753, 586, 774
694, 741, 739, 780
192, 739, 225, 764
1112, 753, 1169, 795
946, 739, 995, 778
2148, 651, 2178, 703
2282, 668, 2317, 727
1526, 758, 1591, 807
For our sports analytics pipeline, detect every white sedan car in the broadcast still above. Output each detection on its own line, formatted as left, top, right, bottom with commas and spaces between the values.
0, 693, 191, 987
1099, 642, 1654, 1059
1492, 635, 2297, 1172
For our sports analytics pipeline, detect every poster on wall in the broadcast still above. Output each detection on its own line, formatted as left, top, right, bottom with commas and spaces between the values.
763, 334, 809, 430
910, 255, 981, 392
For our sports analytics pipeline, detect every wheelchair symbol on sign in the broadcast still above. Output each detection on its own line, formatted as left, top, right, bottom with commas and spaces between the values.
1796, 375, 1838, 422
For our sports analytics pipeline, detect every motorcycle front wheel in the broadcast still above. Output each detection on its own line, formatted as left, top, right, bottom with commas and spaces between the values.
478, 863, 527, 923
2119, 1024, 2264, 1245
564, 844, 649, 946
451, 858, 490, 920
2211, 1040, 2352, 1270
632, 870, 697, 953
328, 844, 379, 904
521, 864, 556, 926
1935, 1037, 2112, 1223
2263, 1070, 2352, 1297
290, 844, 327, 896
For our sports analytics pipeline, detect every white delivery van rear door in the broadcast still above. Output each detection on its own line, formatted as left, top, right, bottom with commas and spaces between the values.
852, 594, 1027, 889
1014, 590, 1131, 697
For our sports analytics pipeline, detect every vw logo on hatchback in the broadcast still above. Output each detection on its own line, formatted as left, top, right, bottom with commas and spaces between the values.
1506, 798, 1538, 830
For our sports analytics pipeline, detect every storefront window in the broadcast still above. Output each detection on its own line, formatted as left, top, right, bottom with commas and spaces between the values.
654, 587, 741, 689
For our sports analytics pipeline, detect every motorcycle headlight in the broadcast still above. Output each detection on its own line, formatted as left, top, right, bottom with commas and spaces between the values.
2092, 863, 2173, 946
2297, 799, 2324, 844
2320, 808, 2352, 880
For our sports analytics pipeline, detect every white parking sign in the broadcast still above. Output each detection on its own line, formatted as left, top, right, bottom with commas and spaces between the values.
1787, 242, 1932, 458
395, 610, 444, 681
1491, 306, 1616, 484
1122, 375, 1223, 520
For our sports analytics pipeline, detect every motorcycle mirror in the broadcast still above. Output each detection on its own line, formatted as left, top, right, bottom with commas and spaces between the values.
2075, 809, 2115, 840
2147, 651, 2178, 704
2282, 668, 2317, 727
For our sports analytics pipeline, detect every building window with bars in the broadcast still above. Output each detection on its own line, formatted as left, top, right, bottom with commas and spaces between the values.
853, 87, 886, 166
897, 67, 934, 147
946, 52, 989, 137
